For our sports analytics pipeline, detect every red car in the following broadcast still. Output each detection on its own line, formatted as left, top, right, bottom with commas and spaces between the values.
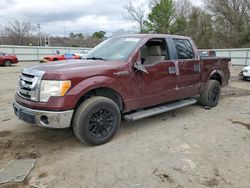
40, 53, 81, 63
0, 52, 18, 66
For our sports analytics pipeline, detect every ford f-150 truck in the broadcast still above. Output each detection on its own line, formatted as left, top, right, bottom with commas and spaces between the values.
13, 34, 231, 145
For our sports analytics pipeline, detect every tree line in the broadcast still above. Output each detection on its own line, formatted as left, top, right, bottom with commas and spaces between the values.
126, 0, 250, 48
0, 21, 106, 48
0, 0, 249, 49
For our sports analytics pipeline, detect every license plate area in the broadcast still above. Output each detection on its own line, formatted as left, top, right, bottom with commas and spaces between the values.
14, 106, 36, 124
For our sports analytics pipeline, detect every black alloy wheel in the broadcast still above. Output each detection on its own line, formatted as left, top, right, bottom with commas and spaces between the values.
88, 108, 115, 139
73, 96, 121, 145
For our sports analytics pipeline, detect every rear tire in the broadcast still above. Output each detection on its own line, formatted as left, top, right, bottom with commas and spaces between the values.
199, 80, 221, 107
73, 96, 121, 145
4, 60, 12, 67
238, 72, 246, 80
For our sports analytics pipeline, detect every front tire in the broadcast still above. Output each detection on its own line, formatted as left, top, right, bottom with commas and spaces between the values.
73, 96, 121, 145
4, 60, 12, 67
199, 80, 221, 107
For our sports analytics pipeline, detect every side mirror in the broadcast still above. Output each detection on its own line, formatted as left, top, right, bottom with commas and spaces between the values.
134, 61, 148, 74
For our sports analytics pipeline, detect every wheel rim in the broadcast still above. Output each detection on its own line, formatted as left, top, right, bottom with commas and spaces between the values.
88, 109, 115, 139
210, 87, 220, 103
4, 60, 11, 66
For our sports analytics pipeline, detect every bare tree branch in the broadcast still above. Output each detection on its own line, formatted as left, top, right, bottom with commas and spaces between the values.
174, 0, 193, 17
124, 1, 146, 33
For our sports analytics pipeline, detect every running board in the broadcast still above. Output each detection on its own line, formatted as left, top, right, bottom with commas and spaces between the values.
123, 98, 197, 121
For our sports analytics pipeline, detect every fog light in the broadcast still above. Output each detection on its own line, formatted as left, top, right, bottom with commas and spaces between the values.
40, 115, 49, 125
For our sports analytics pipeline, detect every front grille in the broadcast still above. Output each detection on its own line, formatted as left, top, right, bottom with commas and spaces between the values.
18, 68, 45, 101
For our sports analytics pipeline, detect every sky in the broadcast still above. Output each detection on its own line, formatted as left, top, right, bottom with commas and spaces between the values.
0, 0, 203, 36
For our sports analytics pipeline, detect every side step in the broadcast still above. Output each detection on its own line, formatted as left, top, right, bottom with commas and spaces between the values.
123, 98, 197, 121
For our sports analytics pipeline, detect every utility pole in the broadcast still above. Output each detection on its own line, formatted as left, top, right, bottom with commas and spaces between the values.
0, 24, 3, 45
64, 25, 67, 47
37, 24, 42, 46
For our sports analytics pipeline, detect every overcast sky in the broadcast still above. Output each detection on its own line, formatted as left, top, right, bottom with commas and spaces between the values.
0, 0, 203, 36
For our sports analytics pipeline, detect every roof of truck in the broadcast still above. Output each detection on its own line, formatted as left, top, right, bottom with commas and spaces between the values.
114, 33, 192, 40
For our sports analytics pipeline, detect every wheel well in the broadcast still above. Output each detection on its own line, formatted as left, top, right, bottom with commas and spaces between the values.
75, 88, 124, 111
210, 73, 222, 85
53, 58, 58, 61
4, 59, 11, 62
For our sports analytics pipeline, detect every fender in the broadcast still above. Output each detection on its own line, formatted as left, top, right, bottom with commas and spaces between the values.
209, 69, 223, 79
67, 75, 127, 108
200, 69, 223, 93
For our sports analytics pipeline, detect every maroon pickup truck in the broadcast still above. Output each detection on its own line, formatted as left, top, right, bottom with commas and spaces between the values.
13, 34, 231, 145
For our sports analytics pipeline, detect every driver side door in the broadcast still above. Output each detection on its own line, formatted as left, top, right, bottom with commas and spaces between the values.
129, 38, 179, 109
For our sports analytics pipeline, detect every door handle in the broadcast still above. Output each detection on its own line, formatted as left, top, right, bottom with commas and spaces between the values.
194, 64, 200, 72
168, 66, 177, 74
113, 71, 129, 76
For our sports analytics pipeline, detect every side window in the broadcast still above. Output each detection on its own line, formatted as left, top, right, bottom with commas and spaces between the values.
140, 38, 169, 66
173, 39, 195, 59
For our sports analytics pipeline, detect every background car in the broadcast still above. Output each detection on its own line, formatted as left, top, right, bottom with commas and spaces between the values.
40, 53, 81, 63
74, 50, 90, 59
238, 65, 250, 80
0, 52, 18, 66
198, 50, 216, 57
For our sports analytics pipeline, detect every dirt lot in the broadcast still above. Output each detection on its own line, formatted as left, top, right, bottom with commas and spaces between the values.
0, 62, 250, 188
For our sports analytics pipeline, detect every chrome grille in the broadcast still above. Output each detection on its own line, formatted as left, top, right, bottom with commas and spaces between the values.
18, 68, 45, 101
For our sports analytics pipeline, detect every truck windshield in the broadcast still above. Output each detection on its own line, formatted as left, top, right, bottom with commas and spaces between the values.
85, 37, 141, 61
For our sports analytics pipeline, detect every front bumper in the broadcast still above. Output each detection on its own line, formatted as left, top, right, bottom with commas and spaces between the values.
13, 101, 74, 129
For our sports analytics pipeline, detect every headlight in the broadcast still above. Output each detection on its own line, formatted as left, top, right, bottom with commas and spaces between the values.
40, 80, 71, 102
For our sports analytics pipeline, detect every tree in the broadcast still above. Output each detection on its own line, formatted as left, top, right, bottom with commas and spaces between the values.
144, 0, 175, 33
5, 20, 35, 45
169, 15, 187, 35
169, 0, 193, 36
204, 0, 250, 47
124, 1, 146, 33
68, 32, 85, 47
92, 31, 106, 39
184, 7, 215, 49
174, 0, 193, 17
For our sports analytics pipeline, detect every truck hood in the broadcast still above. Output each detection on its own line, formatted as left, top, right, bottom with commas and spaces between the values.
25, 60, 127, 80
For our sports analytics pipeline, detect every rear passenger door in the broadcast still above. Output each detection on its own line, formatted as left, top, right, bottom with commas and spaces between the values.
171, 38, 201, 98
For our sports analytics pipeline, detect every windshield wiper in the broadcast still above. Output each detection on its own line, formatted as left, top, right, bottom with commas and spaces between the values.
86, 57, 107, 61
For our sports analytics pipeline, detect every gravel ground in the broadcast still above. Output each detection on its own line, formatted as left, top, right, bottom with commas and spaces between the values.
0, 62, 249, 188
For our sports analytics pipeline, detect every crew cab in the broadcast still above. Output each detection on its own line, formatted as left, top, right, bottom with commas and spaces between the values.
13, 34, 231, 145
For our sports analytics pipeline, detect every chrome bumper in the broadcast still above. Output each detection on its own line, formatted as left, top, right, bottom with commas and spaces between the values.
13, 101, 74, 129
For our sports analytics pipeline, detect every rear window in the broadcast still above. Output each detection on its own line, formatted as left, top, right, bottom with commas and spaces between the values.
173, 39, 195, 59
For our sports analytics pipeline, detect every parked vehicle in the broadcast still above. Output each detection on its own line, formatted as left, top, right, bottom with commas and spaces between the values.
238, 65, 250, 80
198, 50, 216, 57
0, 52, 18, 66
40, 53, 81, 63
74, 50, 91, 59
13, 34, 231, 145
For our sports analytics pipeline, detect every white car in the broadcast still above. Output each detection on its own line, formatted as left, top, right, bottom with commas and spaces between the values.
239, 65, 250, 80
